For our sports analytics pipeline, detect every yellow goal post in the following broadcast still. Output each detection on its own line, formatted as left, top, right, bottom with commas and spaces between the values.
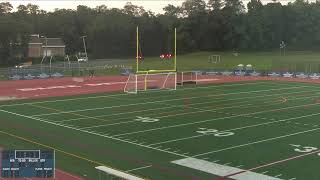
136, 26, 177, 74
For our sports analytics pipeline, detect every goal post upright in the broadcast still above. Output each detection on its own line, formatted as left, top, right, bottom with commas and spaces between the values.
174, 27, 177, 72
136, 26, 177, 73
125, 26, 177, 94
136, 26, 139, 73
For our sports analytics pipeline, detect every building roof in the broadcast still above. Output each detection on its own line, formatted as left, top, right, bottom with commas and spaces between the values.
28, 35, 65, 47
41, 38, 65, 47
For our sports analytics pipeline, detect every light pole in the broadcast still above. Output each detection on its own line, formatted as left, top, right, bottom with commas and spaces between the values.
41, 36, 48, 58
40, 36, 48, 72
80, 35, 88, 61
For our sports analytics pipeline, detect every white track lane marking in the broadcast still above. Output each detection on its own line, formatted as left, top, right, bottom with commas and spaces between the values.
1, 81, 272, 108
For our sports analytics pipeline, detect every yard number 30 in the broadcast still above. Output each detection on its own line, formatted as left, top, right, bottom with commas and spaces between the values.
290, 144, 318, 153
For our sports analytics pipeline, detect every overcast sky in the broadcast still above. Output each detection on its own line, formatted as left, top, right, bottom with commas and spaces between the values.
3, 0, 305, 14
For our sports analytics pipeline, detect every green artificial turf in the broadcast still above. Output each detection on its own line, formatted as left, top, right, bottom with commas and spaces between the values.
1, 81, 320, 180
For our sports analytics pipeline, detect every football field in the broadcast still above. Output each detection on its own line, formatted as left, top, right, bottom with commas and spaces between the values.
1, 81, 320, 180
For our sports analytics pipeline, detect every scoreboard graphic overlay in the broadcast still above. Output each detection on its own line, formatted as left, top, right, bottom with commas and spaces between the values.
0, 149, 55, 178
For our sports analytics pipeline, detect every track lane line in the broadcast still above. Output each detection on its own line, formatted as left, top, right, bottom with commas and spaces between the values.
1, 81, 272, 108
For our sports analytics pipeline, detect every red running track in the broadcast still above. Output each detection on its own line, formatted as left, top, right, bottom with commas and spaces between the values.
1, 75, 320, 101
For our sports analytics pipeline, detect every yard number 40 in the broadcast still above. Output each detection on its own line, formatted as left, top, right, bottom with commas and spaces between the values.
196, 128, 235, 137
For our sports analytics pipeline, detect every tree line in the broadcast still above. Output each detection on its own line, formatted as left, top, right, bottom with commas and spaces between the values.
0, 0, 320, 65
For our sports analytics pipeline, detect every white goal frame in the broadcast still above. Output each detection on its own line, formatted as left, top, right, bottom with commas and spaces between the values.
124, 72, 177, 94
208, 55, 221, 64
177, 71, 199, 85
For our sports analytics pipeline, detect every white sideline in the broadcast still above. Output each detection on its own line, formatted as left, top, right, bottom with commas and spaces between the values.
0, 81, 270, 108
172, 158, 283, 180
29, 85, 307, 117
61, 88, 320, 124
112, 96, 320, 137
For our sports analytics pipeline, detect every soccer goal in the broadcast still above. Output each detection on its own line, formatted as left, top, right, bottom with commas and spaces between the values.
124, 72, 177, 94
177, 71, 199, 85
96, 166, 146, 180
208, 55, 221, 64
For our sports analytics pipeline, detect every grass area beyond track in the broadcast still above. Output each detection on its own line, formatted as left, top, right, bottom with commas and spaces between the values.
1, 80, 320, 180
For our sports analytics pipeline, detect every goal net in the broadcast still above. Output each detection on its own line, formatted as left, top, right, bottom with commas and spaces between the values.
177, 71, 198, 85
124, 72, 177, 94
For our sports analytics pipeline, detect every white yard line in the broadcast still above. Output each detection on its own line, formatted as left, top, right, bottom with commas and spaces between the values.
78, 89, 320, 130
58, 88, 320, 123
79, 103, 253, 130
0, 109, 189, 158
2, 106, 320, 166
126, 165, 152, 172
149, 112, 320, 146
57, 106, 175, 123
192, 127, 320, 157
27, 85, 307, 117
112, 97, 320, 137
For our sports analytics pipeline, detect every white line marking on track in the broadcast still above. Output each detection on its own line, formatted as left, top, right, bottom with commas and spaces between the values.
0, 81, 280, 108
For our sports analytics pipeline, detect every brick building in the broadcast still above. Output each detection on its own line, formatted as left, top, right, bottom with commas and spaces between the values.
28, 34, 65, 58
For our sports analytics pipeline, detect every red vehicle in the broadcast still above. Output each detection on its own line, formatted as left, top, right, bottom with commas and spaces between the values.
136, 55, 144, 60
160, 53, 172, 60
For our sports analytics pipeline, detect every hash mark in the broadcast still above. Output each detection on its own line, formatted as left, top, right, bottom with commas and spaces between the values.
274, 174, 282, 178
